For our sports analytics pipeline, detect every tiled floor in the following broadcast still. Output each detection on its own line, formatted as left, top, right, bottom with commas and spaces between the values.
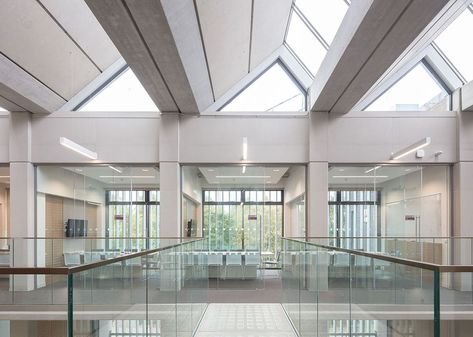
194, 303, 297, 337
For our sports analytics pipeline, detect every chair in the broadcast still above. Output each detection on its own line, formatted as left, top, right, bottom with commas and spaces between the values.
225, 253, 243, 279
244, 253, 260, 279
63, 252, 81, 266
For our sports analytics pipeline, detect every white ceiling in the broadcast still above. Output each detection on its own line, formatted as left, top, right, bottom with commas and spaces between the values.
328, 166, 423, 185
199, 166, 288, 185
0, 0, 120, 102
63, 166, 159, 186
196, 0, 292, 100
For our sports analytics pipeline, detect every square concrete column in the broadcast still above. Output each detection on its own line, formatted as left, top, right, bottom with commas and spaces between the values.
307, 162, 328, 238
9, 113, 36, 290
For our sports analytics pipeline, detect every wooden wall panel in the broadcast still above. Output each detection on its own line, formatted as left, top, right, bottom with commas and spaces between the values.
45, 195, 64, 267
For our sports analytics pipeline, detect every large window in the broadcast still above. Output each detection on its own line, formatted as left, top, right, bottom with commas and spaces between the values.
106, 190, 160, 250
365, 62, 450, 111
285, 0, 349, 77
329, 190, 380, 250
221, 62, 306, 112
434, 5, 473, 83
203, 189, 283, 255
77, 67, 159, 112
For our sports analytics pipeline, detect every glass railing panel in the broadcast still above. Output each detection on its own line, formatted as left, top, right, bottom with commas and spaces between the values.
0, 319, 68, 336
0, 273, 68, 337
71, 254, 147, 337
299, 242, 317, 337
147, 246, 177, 337
176, 240, 209, 337
281, 239, 302, 333
439, 270, 473, 336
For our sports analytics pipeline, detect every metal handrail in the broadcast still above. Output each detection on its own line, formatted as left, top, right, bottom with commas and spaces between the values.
284, 238, 473, 273
0, 238, 203, 275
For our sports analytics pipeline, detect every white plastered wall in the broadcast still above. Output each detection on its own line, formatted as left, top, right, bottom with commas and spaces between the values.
0, 109, 461, 246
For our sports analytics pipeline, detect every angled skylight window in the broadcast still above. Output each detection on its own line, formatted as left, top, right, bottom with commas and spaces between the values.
286, 11, 327, 77
434, 7, 473, 83
365, 63, 449, 111
221, 62, 306, 112
294, 0, 349, 45
78, 68, 159, 112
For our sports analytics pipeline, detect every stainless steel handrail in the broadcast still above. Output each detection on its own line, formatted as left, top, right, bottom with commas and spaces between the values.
284, 238, 473, 272
0, 238, 203, 275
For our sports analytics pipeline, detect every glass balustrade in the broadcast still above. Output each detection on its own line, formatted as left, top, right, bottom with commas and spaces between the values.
0, 238, 209, 337
282, 238, 473, 337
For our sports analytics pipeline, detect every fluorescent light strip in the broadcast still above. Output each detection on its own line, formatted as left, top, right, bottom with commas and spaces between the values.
108, 165, 122, 173
391, 137, 431, 160
0, 176, 10, 178
59, 137, 97, 160
216, 175, 271, 179
242, 137, 248, 161
242, 165, 246, 174
365, 166, 381, 173
99, 176, 155, 179
332, 175, 388, 179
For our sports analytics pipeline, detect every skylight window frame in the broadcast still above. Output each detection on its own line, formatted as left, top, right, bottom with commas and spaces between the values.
284, 6, 330, 79
218, 59, 308, 113
431, 5, 473, 86
73, 65, 128, 111
361, 59, 452, 112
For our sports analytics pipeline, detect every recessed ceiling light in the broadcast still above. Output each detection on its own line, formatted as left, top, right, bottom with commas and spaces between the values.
338, 168, 345, 172
273, 169, 280, 172
405, 168, 411, 172
207, 169, 215, 172
75, 169, 82, 172
142, 169, 149, 172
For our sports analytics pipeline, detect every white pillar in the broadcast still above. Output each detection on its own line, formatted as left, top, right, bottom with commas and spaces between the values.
159, 162, 181, 237
159, 114, 181, 237
307, 162, 328, 238
9, 112, 36, 290
158, 115, 181, 291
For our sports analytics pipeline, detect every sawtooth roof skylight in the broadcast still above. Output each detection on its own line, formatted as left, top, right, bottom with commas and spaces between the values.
77, 67, 159, 112
434, 5, 473, 83
365, 62, 449, 111
221, 62, 306, 112
285, 0, 349, 77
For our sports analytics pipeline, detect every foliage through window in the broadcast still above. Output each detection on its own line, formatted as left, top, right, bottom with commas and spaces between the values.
328, 190, 379, 251
106, 190, 160, 250
203, 190, 283, 256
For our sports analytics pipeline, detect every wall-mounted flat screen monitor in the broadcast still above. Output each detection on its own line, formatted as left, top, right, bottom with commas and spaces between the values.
65, 219, 88, 237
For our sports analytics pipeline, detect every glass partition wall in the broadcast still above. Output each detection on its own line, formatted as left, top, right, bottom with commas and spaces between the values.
182, 165, 306, 254
35, 165, 160, 267
328, 164, 451, 262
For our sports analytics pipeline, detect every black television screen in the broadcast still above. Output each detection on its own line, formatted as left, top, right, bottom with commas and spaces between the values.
65, 219, 88, 237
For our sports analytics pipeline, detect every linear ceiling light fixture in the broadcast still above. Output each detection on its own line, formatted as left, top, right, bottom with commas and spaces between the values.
59, 137, 97, 160
99, 175, 155, 179
242, 165, 246, 174
108, 165, 122, 173
391, 137, 431, 160
365, 165, 382, 174
242, 137, 248, 161
0, 176, 10, 178
332, 175, 388, 179
216, 176, 271, 179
